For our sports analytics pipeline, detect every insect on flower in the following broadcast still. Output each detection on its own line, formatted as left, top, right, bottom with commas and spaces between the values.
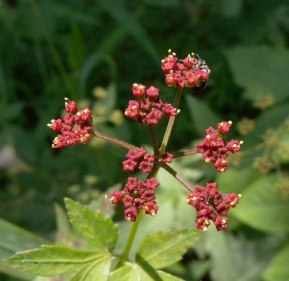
191, 55, 210, 94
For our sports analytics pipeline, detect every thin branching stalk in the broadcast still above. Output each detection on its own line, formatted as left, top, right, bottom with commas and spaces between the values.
92, 130, 137, 150
159, 87, 183, 155
161, 162, 195, 192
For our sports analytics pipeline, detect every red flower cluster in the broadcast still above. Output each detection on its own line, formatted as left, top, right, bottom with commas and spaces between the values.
47, 98, 92, 148
125, 83, 178, 125
122, 147, 174, 174
161, 50, 210, 88
196, 121, 243, 172
187, 182, 241, 231
109, 177, 160, 221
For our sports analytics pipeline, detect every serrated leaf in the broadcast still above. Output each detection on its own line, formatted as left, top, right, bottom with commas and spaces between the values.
108, 264, 184, 281
232, 175, 289, 233
157, 270, 185, 281
5, 245, 103, 276
65, 198, 119, 251
108, 264, 155, 281
137, 229, 202, 269
226, 46, 289, 102
263, 243, 289, 281
69, 254, 113, 281
186, 95, 221, 136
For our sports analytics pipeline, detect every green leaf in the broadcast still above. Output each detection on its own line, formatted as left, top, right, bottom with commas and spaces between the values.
226, 46, 289, 102
69, 254, 113, 281
0, 218, 48, 279
5, 245, 104, 276
108, 264, 184, 281
54, 204, 72, 242
67, 23, 87, 71
157, 270, 185, 281
137, 229, 202, 269
108, 264, 151, 281
232, 175, 289, 233
217, 168, 260, 194
0, 218, 47, 258
263, 243, 289, 281
204, 229, 274, 281
254, 104, 289, 136
65, 198, 119, 251
186, 95, 221, 136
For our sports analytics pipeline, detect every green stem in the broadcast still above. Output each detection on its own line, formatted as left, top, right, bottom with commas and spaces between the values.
118, 210, 144, 266
159, 87, 183, 155
161, 163, 195, 192
149, 125, 159, 156
172, 149, 198, 158
117, 159, 161, 268
92, 130, 137, 150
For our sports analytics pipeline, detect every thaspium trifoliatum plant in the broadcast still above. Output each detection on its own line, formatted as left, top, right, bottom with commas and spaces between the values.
5, 50, 243, 281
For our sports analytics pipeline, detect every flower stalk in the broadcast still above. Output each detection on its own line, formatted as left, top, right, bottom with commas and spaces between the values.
159, 87, 183, 155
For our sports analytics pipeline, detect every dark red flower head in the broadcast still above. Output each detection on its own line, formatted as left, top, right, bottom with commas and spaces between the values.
187, 182, 241, 231
48, 98, 93, 148
161, 50, 210, 89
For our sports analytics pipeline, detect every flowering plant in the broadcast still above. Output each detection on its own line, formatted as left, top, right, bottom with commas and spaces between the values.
4, 50, 242, 280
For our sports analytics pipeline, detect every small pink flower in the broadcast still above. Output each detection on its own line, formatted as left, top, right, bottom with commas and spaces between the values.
161, 51, 210, 89
132, 83, 146, 97
122, 159, 138, 172
109, 177, 160, 222
217, 121, 232, 134
65, 98, 77, 113
146, 86, 159, 99
187, 182, 241, 231
125, 84, 177, 125
48, 99, 92, 149
196, 121, 242, 172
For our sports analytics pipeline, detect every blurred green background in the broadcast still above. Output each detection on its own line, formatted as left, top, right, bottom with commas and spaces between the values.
1, 0, 289, 280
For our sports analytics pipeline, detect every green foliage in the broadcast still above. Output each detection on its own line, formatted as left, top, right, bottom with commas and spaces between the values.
263, 243, 289, 281
202, 228, 275, 281
226, 46, 289, 103
137, 229, 201, 269
5, 246, 107, 276
108, 264, 185, 281
65, 198, 119, 251
4, 199, 201, 280
0, 219, 47, 280
232, 175, 289, 234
